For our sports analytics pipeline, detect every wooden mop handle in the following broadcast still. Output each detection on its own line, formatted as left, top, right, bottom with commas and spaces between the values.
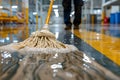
45, 0, 54, 25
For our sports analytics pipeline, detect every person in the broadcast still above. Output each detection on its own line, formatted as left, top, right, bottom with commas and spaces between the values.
62, 0, 84, 30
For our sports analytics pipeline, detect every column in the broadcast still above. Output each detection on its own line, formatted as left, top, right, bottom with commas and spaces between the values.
36, 0, 38, 24
9, 0, 12, 16
101, 0, 106, 25
22, 0, 29, 24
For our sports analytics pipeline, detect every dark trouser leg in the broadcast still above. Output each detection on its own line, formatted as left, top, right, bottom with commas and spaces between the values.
73, 0, 83, 25
62, 0, 72, 26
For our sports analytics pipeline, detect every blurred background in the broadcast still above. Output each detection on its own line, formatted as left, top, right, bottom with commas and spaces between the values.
0, 0, 119, 25
0, 0, 102, 25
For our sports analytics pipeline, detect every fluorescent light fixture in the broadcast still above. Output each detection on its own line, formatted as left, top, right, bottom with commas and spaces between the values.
0, 39, 5, 43
33, 12, 37, 15
97, 9, 101, 13
12, 6, 18, 8
52, 5, 58, 8
0, 6, 3, 8
54, 9, 58, 12
6, 37, 10, 40
13, 40, 18, 43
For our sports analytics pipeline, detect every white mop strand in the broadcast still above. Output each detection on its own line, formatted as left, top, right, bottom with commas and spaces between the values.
31, 30, 55, 39
0, 43, 78, 54
19, 44, 78, 54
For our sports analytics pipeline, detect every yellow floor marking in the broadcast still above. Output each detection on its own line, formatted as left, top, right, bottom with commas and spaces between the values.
73, 29, 120, 66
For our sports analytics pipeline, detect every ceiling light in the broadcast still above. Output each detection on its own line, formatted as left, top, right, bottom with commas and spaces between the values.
0, 6, 3, 8
52, 5, 58, 8
33, 12, 37, 15
54, 9, 58, 12
12, 6, 18, 8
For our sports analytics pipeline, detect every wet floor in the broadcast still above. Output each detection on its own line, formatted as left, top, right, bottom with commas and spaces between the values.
0, 24, 120, 80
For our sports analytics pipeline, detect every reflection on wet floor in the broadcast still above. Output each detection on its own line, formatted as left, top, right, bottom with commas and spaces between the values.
0, 24, 120, 45
0, 24, 29, 45
85, 24, 120, 38
0, 50, 119, 80
0, 24, 120, 80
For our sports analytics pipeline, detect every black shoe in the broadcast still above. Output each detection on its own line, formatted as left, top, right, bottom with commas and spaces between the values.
74, 24, 79, 29
65, 24, 72, 30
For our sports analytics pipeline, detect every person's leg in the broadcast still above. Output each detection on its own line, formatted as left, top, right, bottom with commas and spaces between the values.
62, 0, 72, 28
73, 0, 83, 28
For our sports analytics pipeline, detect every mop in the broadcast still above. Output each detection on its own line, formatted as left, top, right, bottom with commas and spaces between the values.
0, 0, 78, 54
12, 0, 67, 50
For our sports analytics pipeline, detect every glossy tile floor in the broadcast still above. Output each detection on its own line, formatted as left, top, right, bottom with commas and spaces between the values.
0, 23, 120, 80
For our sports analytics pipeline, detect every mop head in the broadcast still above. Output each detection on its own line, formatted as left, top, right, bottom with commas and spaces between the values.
0, 29, 78, 54
13, 29, 67, 49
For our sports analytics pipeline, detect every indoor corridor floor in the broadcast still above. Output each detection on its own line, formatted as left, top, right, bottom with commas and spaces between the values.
0, 23, 120, 80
